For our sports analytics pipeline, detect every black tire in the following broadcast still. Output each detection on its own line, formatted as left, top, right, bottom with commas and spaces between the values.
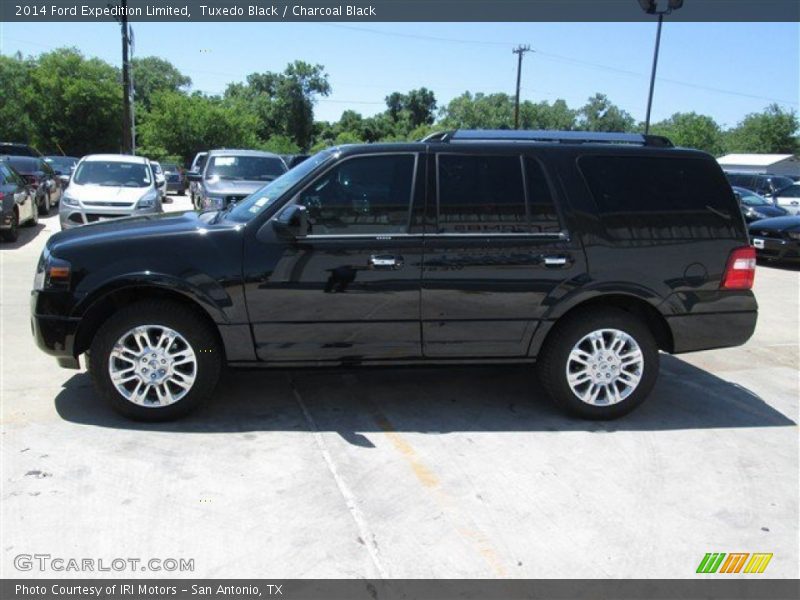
537, 307, 659, 419
1, 208, 19, 242
39, 192, 50, 215
24, 198, 39, 227
89, 300, 222, 421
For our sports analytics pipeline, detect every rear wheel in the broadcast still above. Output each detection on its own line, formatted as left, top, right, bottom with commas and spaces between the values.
89, 300, 222, 421
39, 192, 50, 215
537, 307, 659, 419
24, 198, 39, 227
1, 208, 19, 242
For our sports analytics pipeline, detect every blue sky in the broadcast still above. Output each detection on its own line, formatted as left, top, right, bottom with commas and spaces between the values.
1, 21, 798, 127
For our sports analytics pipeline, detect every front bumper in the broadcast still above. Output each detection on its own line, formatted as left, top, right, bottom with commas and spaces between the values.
59, 203, 161, 229
30, 291, 81, 368
750, 236, 800, 262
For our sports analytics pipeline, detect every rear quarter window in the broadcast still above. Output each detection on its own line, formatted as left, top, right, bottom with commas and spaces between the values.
579, 155, 744, 241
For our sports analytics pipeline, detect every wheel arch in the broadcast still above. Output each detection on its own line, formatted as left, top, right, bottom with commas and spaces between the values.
532, 292, 674, 357
73, 283, 226, 358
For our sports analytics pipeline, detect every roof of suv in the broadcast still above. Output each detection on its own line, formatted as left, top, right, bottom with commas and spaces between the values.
81, 154, 149, 164
206, 149, 283, 158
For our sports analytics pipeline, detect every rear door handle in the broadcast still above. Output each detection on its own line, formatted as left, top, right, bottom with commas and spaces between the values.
541, 255, 569, 267
369, 255, 403, 270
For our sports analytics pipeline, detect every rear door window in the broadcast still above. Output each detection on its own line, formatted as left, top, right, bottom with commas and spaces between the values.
436, 154, 561, 234
579, 155, 744, 240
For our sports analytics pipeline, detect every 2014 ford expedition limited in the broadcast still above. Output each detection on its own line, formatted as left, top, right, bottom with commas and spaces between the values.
31, 130, 758, 421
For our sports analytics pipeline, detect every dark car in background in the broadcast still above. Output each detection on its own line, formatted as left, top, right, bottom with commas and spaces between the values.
161, 162, 186, 196
724, 171, 794, 199
1, 156, 60, 214
44, 156, 79, 188
1, 162, 38, 242
749, 216, 800, 263
31, 130, 758, 422
0, 142, 43, 158
187, 149, 288, 210
733, 186, 787, 222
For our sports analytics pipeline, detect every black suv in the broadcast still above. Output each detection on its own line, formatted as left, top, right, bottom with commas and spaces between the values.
31, 130, 758, 421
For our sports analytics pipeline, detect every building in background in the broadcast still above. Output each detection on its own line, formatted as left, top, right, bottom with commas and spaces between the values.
717, 154, 800, 178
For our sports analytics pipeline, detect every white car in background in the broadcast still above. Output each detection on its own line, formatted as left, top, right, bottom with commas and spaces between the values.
773, 183, 800, 215
150, 160, 168, 203
59, 154, 163, 229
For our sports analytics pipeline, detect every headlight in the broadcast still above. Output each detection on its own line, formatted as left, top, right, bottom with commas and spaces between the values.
787, 231, 800, 241
751, 211, 766, 219
33, 249, 71, 291
61, 191, 79, 207
137, 189, 159, 209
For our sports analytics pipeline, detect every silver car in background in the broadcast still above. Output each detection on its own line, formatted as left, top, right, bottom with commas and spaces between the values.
59, 154, 163, 229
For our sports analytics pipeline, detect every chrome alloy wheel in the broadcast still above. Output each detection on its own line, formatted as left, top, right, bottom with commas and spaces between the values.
108, 325, 197, 407
565, 328, 644, 406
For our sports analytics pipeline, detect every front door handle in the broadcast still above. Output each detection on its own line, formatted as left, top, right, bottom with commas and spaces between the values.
369, 255, 404, 270
541, 255, 569, 267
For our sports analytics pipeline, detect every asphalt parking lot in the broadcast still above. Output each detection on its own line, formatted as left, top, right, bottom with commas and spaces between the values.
1, 194, 798, 579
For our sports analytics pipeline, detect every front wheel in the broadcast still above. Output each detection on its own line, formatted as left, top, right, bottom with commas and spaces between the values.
89, 300, 222, 421
537, 307, 659, 419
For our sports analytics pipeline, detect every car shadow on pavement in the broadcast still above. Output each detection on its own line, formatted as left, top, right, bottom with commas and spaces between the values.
0, 222, 47, 250
55, 354, 796, 437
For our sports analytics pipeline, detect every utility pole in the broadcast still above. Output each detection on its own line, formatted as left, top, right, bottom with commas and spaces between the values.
119, 0, 133, 154
513, 45, 532, 130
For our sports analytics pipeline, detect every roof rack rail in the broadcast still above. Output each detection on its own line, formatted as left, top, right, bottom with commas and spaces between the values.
419, 131, 454, 143
444, 129, 673, 148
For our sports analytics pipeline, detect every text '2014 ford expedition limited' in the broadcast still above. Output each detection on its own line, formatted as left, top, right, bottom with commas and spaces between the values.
31, 130, 758, 421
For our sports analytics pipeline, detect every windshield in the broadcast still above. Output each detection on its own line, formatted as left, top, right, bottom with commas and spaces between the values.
162, 163, 180, 172
226, 150, 335, 223
736, 189, 769, 206
771, 177, 794, 192
45, 157, 77, 171
778, 185, 800, 198
3, 157, 39, 174
72, 160, 153, 187
205, 155, 286, 182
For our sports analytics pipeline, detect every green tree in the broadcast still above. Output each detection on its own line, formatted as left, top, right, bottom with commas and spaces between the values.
0, 53, 37, 144
578, 93, 634, 132
131, 56, 191, 109
439, 92, 515, 129
649, 112, 723, 154
724, 104, 799, 154
226, 61, 330, 150
519, 99, 578, 130
138, 91, 260, 164
25, 48, 123, 155
384, 88, 437, 128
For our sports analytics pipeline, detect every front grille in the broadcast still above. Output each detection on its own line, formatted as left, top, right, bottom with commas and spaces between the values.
83, 201, 135, 208
86, 213, 127, 223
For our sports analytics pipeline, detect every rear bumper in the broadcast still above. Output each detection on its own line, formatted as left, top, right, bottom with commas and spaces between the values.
666, 311, 758, 354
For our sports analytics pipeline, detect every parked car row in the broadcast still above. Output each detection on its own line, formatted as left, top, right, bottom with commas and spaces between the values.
724, 170, 800, 215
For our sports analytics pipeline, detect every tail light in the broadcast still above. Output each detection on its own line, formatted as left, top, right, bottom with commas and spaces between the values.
721, 246, 756, 290
24, 174, 39, 187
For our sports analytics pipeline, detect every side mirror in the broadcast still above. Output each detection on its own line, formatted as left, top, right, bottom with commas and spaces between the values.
272, 205, 308, 240
186, 171, 202, 182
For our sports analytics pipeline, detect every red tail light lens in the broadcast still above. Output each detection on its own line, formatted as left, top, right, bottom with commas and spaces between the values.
721, 246, 756, 290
